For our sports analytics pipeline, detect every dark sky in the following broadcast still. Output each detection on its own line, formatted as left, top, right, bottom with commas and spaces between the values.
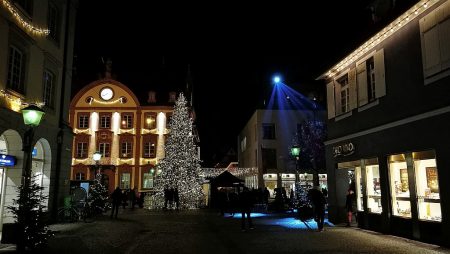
72, 0, 418, 167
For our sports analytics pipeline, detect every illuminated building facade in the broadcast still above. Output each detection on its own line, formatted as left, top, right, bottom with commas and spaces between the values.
69, 79, 181, 194
238, 109, 326, 199
0, 0, 78, 238
318, 0, 450, 246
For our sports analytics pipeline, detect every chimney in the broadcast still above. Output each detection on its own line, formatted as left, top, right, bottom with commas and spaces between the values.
168, 92, 176, 103
147, 91, 156, 103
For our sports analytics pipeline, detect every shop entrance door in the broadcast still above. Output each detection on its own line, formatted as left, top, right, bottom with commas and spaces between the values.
336, 168, 354, 222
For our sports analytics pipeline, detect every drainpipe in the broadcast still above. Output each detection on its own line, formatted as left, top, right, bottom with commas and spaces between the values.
52, 0, 73, 219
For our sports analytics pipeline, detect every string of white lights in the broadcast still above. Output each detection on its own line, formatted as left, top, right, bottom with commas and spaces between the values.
323, 0, 439, 79
201, 167, 258, 178
0, 89, 45, 111
1, 0, 50, 35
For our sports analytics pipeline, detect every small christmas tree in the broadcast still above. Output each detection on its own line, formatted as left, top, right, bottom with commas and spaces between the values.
87, 174, 110, 214
153, 93, 204, 209
7, 175, 53, 251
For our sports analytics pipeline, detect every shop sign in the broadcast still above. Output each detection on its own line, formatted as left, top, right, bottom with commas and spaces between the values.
332, 142, 355, 157
0, 154, 16, 167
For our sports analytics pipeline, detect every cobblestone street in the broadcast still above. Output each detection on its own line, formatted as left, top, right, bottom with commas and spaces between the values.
24, 208, 448, 254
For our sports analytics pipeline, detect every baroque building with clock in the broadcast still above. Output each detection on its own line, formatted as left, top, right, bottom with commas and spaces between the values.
69, 76, 198, 195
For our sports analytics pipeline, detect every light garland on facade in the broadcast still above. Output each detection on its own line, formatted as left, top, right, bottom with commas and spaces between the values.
0, 89, 45, 112
73, 128, 90, 134
201, 167, 259, 178
90, 97, 125, 105
321, 0, 439, 79
1, 0, 50, 35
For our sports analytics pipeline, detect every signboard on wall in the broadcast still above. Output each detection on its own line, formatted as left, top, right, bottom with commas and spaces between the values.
0, 154, 16, 167
332, 142, 355, 157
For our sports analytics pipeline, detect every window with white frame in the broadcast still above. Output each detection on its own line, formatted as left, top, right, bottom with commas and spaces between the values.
144, 142, 156, 158
100, 115, 110, 128
43, 70, 55, 108
76, 142, 88, 158
121, 114, 133, 129
121, 142, 132, 158
142, 172, 153, 189
367, 57, 376, 102
7, 45, 26, 94
120, 173, 130, 189
75, 172, 85, 180
99, 143, 110, 157
419, 1, 450, 82
338, 74, 350, 114
78, 115, 89, 129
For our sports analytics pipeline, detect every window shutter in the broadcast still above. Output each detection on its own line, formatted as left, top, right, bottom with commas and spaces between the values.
357, 62, 368, 106
423, 27, 441, 76
348, 67, 357, 110
334, 80, 342, 116
326, 81, 335, 119
420, 8, 442, 77
438, 18, 450, 70
374, 49, 386, 98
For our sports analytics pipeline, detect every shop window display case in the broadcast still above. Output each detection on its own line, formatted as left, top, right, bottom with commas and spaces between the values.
413, 150, 441, 222
365, 158, 381, 214
389, 154, 412, 218
355, 166, 364, 211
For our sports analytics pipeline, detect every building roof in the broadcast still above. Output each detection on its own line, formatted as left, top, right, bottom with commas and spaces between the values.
317, 0, 439, 80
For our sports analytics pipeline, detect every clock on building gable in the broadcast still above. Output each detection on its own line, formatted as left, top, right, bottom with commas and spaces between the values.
100, 87, 114, 101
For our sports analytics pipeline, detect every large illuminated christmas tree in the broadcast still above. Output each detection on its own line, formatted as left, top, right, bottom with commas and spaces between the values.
155, 93, 203, 209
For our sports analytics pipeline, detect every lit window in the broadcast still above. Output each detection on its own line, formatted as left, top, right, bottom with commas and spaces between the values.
142, 172, 154, 189
120, 173, 130, 189
122, 114, 133, 129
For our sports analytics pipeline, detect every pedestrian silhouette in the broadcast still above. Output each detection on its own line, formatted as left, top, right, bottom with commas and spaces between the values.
111, 186, 122, 218
308, 186, 326, 232
240, 187, 254, 231
346, 189, 357, 226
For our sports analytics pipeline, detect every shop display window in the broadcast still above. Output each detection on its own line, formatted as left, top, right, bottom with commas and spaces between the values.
389, 154, 412, 218
355, 166, 364, 211
413, 150, 441, 222
365, 158, 382, 214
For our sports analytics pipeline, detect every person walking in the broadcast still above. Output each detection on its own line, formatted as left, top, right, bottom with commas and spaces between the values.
346, 189, 357, 226
111, 186, 122, 218
129, 188, 137, 210
239, 187, 254, 231
308, 185, 326, 232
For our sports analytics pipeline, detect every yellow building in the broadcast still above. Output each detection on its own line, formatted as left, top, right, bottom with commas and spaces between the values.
69, 78, 178, 194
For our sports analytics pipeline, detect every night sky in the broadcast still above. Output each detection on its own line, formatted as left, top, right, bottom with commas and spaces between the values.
72, 0, 418, 167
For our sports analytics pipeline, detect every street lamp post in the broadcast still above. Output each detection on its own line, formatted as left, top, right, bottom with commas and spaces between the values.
93, 151, 102, 181
19, 105, 45, 251
291, 145, 300, 200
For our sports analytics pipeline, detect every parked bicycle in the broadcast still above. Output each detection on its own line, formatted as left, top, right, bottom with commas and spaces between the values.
57, 187, 91, 223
